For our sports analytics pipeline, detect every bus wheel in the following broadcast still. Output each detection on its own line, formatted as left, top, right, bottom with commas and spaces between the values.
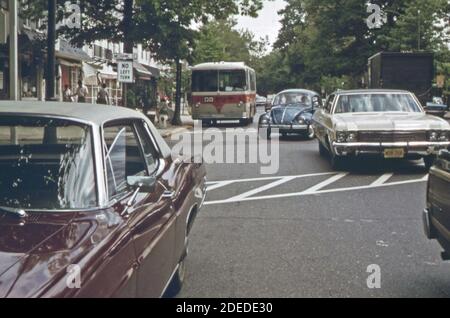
202, 120, 211, 127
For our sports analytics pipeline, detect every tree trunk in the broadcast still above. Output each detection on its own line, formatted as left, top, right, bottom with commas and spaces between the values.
172, 59, 182, 126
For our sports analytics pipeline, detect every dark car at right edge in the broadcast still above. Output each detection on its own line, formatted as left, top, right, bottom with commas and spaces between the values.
423, 150, 450, 261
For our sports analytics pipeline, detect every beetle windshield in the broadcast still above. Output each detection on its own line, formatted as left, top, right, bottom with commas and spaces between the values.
273, 93, 312, 107
0, 117, 97, 210
334, 93, 422, 114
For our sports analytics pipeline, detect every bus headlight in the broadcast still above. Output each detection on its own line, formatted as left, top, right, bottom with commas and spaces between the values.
238, 101, 243, 108
195, 103, 200, 108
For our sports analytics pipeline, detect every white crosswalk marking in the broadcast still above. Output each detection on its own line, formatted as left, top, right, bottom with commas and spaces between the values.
225, 176, 298, 202
301, 173, 348, 194
203, 171, 429, 206
371, 173, 394, 186
207, 181, 235, 191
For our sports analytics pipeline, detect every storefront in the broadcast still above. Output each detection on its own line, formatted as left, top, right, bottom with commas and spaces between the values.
133, 61, 160, 110
83, 61, 121, 105
56, 39, 91, 102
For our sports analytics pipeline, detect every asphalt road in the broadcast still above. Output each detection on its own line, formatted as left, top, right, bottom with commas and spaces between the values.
168, 108, 450, 298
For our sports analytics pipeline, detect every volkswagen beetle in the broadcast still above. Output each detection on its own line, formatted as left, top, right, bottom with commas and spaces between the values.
259, 89, 321, 139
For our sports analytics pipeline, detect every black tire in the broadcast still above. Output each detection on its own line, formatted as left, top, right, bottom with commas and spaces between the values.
281, 132, 287, 138
201, 120, 211, 128
267, 127, 272, 140
330, 147, 346, 170
424, 155, 436, 170
319, 141, 328, 157
163, 257, 186, 298
249, 117, 254, 124
305, 125, 315, 140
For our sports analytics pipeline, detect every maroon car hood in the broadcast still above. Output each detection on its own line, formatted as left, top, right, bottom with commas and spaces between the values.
0, 212, 92, 298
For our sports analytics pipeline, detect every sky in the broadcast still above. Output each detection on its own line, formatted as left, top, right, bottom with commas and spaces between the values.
235, 0, 287, 48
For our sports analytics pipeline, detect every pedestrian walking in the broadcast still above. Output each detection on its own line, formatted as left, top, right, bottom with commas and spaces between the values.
97, 83, 110, 105
74, 80, 89, 103
63, 85, 73, 102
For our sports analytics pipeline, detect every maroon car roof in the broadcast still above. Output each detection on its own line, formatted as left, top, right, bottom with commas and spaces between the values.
0, 101, 148, 126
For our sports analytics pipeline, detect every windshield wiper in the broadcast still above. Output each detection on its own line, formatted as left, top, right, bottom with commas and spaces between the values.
0, 206, 28, 218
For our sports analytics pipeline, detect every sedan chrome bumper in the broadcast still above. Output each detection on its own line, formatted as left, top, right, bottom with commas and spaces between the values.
333, 141, 450, 156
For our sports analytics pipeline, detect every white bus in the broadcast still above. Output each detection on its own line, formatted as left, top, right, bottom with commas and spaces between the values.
191, 62, 257, 126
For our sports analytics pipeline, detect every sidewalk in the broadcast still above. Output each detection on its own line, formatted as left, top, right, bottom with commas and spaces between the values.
157, 115, 194, 139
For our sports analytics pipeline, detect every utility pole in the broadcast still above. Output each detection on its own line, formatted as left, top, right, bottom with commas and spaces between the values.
8, 0, 18, 101
46, 0, 56, 101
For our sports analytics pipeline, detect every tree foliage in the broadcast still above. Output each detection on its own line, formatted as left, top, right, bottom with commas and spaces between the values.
263, 0, 450, 95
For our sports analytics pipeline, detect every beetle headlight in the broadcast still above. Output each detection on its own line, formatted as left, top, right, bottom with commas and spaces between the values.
336, 132, 347, 143
297, 117, 305, 124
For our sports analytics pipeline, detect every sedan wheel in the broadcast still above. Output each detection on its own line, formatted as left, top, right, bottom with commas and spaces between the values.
319, 141, 328, 157
305, 126, 315, 140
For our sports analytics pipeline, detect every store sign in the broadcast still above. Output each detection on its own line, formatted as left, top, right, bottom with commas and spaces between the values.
118, 61, 134, 83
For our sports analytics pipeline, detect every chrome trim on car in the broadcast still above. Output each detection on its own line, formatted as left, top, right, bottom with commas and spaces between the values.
333, 141, 450, 148
265, 124, 308, 130
423, 208, 433, 240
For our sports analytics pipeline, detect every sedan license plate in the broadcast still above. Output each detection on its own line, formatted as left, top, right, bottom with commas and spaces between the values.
384, 148, 405, 159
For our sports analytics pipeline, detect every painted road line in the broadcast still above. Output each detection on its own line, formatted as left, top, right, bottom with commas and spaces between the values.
301, 173, 348, 194
206, 172, 337, 186
204, 177, 426, 206
224, 176, 298, 202
371, 173, 394, 186
207, 181, 236, 192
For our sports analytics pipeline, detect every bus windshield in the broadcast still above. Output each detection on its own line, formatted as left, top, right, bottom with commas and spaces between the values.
192, 70, 218, 92
219, 70, 247, 92
192, 69, 248, 92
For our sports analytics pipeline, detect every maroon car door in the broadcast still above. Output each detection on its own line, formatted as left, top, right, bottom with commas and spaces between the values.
101, 121, 177, 298
123, 121, 179, 298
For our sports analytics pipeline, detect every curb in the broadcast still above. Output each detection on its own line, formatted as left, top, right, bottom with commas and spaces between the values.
159, 125, 193, 138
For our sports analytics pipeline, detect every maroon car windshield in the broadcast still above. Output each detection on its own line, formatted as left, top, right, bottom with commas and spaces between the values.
0, 116, 97, 210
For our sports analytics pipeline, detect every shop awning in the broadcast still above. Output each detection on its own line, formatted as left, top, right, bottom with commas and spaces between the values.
56, 39, 91, 62
144, 65, 160, 78
83, 62, 117, 85
134, 61, 153, 80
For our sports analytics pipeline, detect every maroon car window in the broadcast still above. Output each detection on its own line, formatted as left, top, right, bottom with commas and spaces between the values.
134, 122, 159, 174
103, 124, 148, 199
0, 117, 97, 210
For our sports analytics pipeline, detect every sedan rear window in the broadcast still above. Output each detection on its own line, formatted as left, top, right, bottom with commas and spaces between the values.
0, 117, 97, 210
